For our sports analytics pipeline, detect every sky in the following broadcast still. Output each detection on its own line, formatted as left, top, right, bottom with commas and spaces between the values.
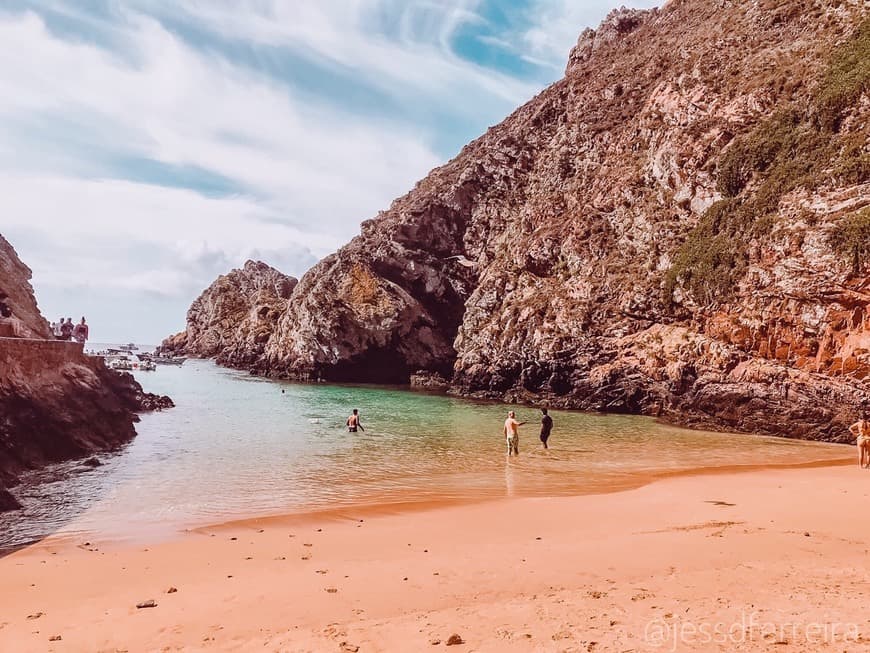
0, 0, 658, 344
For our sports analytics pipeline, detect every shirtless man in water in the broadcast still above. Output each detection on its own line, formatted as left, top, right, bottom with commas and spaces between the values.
504, 411, 526, 456
346, 409, 365, 433
849, 412, 870, 468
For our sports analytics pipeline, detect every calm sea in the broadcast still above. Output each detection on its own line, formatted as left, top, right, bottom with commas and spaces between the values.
0, 357, 850, 548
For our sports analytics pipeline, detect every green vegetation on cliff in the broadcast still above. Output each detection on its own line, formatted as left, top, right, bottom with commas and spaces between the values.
829, 207, 870, 276
666, 19, 870, 305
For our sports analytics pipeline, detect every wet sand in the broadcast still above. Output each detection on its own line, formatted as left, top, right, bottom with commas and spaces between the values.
1, 463, 869, 652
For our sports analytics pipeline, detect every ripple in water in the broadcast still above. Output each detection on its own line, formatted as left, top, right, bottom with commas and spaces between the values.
0, 360, 849, 548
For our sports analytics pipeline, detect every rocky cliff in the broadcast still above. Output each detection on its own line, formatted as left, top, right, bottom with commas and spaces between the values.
0, 235, 51, 339
167, 0, 870, 442
162, 260, 297, 368
0, 235, 172, 512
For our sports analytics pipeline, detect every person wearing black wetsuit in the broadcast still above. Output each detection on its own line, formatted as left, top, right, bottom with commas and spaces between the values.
540, 408, 553, 449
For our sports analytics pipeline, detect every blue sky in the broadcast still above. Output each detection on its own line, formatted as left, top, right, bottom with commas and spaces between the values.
0, 0, 658, 343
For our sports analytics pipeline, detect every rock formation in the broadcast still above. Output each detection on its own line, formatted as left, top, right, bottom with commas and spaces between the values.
0, 235, 51, 339
167, 0, 870, 442
161, 260, 297, 368
0, 234, 173, 512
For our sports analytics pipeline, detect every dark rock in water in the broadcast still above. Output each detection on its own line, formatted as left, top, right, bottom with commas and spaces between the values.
410, 371, 450, 389
137, 393, 174, 411
162, 4, 870, 443
0, 488, 21, 513
82, 457, 102, 468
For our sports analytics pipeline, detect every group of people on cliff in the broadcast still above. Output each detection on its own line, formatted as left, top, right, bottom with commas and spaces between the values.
51, 317, 89, 344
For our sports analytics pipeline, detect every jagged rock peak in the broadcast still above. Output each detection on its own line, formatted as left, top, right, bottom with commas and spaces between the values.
566, 5, 658, 73
162, 260, 298, 366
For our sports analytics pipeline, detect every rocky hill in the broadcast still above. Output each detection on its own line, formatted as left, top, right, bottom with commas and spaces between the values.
0, 235, 172, 512
166, 0, 870, 441
162, 260, 297, 368
0, 235, 51, 339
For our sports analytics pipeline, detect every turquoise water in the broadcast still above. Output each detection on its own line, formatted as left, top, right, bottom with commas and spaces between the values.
0, 359, 849, 547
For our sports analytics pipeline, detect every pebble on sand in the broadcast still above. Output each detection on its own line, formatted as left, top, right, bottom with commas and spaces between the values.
136, 600, 157, 609
446, 633, 464, 646
49, 635, 62, 642
166, 587, 178, 594
26, 612, 44, 620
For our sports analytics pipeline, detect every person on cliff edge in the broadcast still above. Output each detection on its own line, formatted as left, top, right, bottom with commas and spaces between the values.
60, 318, 73, 341
540, 408, 554, 449
73, 317, 89, 344
346, 409, 365, 433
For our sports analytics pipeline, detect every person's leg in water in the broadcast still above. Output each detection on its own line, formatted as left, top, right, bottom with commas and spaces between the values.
511, 436, 519, 456
540, 433, 549, 449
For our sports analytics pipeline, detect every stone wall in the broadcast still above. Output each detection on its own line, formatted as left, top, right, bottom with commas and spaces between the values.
0, 338, 86, 383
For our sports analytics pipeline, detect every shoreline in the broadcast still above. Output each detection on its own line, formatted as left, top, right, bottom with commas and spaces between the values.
193, 453, 854, 540
3, 449, 853, 556
2, 462, 868, 651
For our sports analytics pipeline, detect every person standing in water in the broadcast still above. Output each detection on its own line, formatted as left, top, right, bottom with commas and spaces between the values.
504, 410, 525, 456
540, 408, 554, 449
346, 409, 365, 433
849, 411, 870, 468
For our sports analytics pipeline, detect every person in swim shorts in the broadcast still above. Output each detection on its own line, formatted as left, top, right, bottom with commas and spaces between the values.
503, 411, 525, 456
346, 409, 365, 433
849, 411, 870, 468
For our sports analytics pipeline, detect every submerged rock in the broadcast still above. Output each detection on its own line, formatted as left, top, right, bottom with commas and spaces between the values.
166, 1, 870, 442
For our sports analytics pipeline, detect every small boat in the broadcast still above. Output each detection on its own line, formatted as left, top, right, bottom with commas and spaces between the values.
119, 343, 139, 352
152, 356, 186, 366
108, 357, 133, 371
138, 360, 157, 371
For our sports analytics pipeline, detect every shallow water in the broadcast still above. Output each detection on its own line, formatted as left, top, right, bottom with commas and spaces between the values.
0, 359, 850, 548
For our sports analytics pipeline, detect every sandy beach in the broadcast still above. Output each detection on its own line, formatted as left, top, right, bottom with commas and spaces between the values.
2, 461, 869, 652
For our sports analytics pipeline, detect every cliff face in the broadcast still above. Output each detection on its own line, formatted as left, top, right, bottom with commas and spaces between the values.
162, 260, 297, 368
169, 0, 870, 441
0, 235, 51, 339
0, 235, 172, 511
